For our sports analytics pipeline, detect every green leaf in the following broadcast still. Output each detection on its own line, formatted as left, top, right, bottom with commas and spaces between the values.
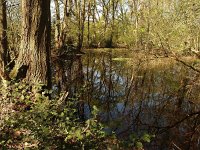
136, 141, 143, 149
66, 135, 73, 140
75, 129, 83, 140
141, 133, 151, 143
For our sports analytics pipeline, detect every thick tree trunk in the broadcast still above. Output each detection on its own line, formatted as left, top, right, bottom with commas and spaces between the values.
10, 0, 51, 88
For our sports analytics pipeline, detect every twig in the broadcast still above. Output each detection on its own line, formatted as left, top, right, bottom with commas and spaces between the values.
172, 142, 182, 150
82, 121, 90, 133
58, 91, 68, 105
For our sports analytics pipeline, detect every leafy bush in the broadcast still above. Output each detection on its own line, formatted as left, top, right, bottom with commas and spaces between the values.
0, 82, 107, 149
0, 81, 153, 149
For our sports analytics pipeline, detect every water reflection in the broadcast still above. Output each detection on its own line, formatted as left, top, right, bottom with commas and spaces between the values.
53, 54, 85, 120
53, 49, 200, 149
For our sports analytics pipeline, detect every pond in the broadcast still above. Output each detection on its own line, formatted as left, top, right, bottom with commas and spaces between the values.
53, 48, 200, 149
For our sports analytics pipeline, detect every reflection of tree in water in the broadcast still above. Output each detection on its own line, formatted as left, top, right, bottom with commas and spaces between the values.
53, 53, 85, 120
82, 50, 200, 149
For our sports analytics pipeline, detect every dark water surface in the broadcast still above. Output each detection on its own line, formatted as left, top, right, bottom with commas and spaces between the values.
54, 48, 200, 149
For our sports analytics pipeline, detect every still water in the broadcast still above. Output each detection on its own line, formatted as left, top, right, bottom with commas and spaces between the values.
54, 48, 200, 149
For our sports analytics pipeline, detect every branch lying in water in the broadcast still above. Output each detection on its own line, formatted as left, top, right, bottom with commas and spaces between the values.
170, 51, 200, 73
175, 57, 200, 73
140, 111, 200, 134
160, 111, 200, 131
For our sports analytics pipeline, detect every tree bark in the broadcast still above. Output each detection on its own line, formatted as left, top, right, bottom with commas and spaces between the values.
87, 1, 90, 47
54, 0, 61, 49
75, 0, 86, 50
0, 0, 9, 80
10, 0, 51, 88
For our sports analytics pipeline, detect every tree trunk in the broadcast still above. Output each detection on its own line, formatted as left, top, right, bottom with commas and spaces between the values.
54, 0, 61, 49
77, 0, 86, 50
62, 0, 69, 45
0, 0, 9, 80
10, 0, 51, 88
87, 2, 90, 47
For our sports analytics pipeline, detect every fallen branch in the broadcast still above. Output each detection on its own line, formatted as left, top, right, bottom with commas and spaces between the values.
171, 51, 200, 73
175, 57, 200, 73
139, 111, 200, 133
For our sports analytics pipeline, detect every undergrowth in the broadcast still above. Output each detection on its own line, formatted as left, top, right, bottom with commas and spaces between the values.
0, 81, 153, 149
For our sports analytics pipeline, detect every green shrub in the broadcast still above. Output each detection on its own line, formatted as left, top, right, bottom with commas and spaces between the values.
0, 82, 118, 149
0, 81, 153, 149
